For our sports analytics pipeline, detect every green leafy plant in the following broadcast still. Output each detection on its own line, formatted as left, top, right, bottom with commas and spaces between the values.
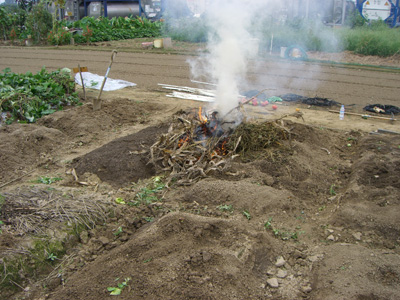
115, 198, 126, 205
264, 218, 304, 241
90, 80, 99, 87
264, 217, 273, 229
114, 226, 123, 236
107, 277, 131, 296
329, 184, 337, 196
129, 176, 165, 206
47, 253, 58, 261
242, 210, 251, 220
217, 204, 233, 212
67, 16, 162, 44
34, 176, 63, 185
144, 216, 154, 222
0, 220, 4, 234
47, 26, 72, 45
0, 67, 80, 123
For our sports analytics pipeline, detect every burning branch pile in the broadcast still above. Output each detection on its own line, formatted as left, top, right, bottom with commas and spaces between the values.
150, 107, 291, 186
150, 108, 236, 186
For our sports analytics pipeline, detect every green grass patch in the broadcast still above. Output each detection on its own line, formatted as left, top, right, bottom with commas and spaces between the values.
339, 23, 400, 57
0, 238, 66, 293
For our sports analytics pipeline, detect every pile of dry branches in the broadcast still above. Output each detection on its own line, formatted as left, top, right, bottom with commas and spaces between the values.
150, 113, 238, 187
149, 109, 292, 186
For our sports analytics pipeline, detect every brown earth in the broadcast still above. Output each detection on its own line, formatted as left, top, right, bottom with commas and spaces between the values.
0, 41, 400, 300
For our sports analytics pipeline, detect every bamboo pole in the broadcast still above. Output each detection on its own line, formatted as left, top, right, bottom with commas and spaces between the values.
328, 110, 397, 121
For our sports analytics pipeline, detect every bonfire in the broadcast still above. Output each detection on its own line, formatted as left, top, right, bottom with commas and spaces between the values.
150, 98, 301, 187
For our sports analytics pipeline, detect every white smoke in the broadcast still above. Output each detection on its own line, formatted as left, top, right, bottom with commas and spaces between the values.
189, 0, 272, 116
187, 0, 344, 115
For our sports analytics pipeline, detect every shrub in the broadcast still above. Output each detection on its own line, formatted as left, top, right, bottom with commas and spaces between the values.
24, 3, 53, 43
9, 27, 17, 43
47, 26, 72, 45
82, 25, 93, 44
0, 5, 26, 41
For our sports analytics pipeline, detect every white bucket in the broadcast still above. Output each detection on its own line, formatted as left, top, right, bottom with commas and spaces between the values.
154, 39, 163, 48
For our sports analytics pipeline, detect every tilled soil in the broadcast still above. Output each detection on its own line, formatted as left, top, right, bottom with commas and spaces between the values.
0, 43, 400, 300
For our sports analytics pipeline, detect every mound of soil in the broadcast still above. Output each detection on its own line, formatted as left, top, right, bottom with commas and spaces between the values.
0, 124, 65, 181
72, 125, 168, 187
48, 212, 284, 300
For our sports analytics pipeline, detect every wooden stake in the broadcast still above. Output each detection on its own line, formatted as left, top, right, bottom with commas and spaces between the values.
78, 63, 86, 101
93, 50, 117, 111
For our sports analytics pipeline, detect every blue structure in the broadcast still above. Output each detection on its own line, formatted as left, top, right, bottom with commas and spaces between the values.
392, 0, 400, 27
357, 0, 400, 27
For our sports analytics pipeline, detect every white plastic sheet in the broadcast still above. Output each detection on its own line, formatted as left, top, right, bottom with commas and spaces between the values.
75, 72, 136, 91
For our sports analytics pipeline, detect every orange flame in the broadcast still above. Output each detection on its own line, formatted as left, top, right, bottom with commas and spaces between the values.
178, 133, 190, 148
198, 107, 207, 123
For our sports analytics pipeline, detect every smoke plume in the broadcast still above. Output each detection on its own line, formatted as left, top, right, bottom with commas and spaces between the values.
188, 0, 270, 116
187, 0, 343, 115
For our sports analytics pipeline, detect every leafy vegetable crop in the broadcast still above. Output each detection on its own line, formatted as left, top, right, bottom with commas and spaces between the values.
66, 16, 162, 43
0, 67, 80, 123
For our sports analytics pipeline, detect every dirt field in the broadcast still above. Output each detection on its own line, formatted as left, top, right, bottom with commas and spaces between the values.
1, 41, 400, 300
